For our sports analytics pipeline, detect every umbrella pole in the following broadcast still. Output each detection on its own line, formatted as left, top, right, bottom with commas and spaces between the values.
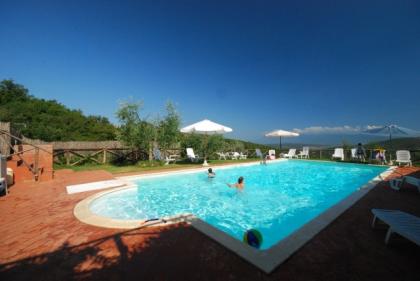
389, 132, 392, 162
279, 136, 282, 151
203, 134, 209, 166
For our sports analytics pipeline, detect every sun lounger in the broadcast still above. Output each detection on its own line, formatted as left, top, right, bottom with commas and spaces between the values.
153, 148, 177, 165
255, 149, 264, 159
239, 152, 247, 159
332, 148, 344, 161
216, 152, 227, 160
390, 176, 420, 193
395, 150, 412, 167
231, 152, 240, 160
371, 209, 420, 246
351, 148, 357, 160
298, 147, 309, 159
186, 148, 200, 162
284, 148, 297, 159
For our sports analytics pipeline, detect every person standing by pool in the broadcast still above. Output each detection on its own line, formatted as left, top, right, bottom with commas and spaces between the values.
356, 143, 366, 161
227, 176, 244, 190
207, 168, 216, 178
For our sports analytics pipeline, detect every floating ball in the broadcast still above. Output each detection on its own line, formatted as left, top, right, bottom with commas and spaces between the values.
243, 229, 263, 249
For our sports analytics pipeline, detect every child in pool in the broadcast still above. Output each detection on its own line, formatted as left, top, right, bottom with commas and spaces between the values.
207, 168, 216, 178
227, 176, 244, 190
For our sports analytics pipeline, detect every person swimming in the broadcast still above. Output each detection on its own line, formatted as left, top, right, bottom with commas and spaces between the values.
207, 168, 216, 178
227, 176, 244, 190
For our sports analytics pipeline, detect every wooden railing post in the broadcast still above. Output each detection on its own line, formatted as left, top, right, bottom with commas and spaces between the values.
102, 149, 107, 163
65, 150, 71, 165
34, 147, 39, 181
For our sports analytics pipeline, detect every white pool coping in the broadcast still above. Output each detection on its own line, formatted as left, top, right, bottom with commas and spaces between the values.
66, 179, 133, 194
73, 160, 395, 273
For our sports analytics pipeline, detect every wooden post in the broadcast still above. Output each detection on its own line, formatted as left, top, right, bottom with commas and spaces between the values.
65, 150, 71, 165
34, 147, 39, 181
102, 149, 107, 163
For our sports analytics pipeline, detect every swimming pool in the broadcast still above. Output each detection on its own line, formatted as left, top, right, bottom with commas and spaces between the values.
89, 160, 388, 251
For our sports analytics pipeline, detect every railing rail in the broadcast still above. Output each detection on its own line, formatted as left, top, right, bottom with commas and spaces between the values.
0, 129, 53, 180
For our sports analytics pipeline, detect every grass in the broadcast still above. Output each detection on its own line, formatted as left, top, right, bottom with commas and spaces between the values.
54, 158, 261, 174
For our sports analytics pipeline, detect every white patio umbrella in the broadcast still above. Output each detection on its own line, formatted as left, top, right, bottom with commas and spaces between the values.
363, 124, 420, 160
180, 119, 233, 166
363, 124, 417, 143
265, 129, 300, 150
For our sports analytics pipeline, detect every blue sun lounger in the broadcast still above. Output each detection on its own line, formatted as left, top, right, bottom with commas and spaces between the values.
371, 209, 420, 246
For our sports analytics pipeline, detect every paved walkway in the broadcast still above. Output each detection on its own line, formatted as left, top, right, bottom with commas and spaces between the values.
1, 167, 419, 280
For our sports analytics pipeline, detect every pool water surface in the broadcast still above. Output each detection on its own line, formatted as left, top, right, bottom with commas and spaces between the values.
90, 160, 387, 250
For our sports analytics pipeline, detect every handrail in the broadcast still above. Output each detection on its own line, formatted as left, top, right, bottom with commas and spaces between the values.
0, 129, 54, 181
0, 129, 53, 155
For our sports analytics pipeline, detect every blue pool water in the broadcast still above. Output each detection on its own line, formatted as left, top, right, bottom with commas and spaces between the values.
90, 160, 387, 250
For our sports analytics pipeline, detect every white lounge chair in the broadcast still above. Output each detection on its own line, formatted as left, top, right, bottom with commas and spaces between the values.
239, 152, 247, 159
390, 176, 420, 193
216, 152, 227, 160
395, 150, 412, 167
255, 148, 264, 159
153, 148, 177, 165
231, 152, 240, 160
268, 149, 276, 160
371, 209, 420, 245
351, 148, 357, 160
186, 148, 200, 162
332, 148, 344, 161
284, 149, 297, 159
298, 147, 309, 159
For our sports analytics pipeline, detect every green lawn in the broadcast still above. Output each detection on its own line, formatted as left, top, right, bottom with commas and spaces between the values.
54, 158, 261, 174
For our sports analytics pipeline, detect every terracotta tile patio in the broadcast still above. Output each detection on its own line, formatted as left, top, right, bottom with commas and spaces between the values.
1, 167, 420, 281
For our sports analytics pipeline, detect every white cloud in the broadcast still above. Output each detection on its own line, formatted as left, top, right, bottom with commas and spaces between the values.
293, 125, 366, 135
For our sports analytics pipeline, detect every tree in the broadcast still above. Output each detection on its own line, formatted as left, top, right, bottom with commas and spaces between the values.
181, 133, 204, 156
207, 135, 225, 158
0, 79, 116, 141
157, 102, 181, 150
116, 100, 156, 161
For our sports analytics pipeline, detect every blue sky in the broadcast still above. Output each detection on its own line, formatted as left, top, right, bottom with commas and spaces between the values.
1, 0, 419, 144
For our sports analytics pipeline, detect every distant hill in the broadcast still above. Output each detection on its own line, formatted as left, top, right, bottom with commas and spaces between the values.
228, 139, 272, 151
267, 143, 331, 149
365, 137, 420, 150
0, 80, 116, 141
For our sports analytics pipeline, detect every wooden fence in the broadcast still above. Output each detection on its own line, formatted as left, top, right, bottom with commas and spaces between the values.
3, 130, 419, 166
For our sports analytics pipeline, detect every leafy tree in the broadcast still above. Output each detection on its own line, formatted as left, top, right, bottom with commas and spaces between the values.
0, 79, 116, 141
181, 133, 204, 156
116, 100, 156, 160
207, 134, 225, 157
157, 102, 181, 150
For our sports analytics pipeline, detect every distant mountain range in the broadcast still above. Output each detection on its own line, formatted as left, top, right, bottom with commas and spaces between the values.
265, 137, 420, 150
365, 137, 420, 150
266, 143, 331, 149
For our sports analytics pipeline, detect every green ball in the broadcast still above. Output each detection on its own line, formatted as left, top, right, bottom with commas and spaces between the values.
243, 229, 263, 249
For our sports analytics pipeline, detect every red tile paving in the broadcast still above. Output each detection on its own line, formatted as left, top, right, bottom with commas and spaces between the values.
1, 167, 420, 281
